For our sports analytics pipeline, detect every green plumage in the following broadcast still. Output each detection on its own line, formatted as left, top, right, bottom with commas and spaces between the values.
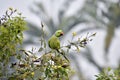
48, 30, 63, 50
48, 30, 69, 62
48, 35, 60, 49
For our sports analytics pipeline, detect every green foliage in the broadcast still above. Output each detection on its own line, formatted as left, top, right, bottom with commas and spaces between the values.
95, 67, 120, 80
0, 8, 26, 57
0, 8, 96, 80
37, 53, 72, 80
10, 24, 74, 80
0, 8, 26, 78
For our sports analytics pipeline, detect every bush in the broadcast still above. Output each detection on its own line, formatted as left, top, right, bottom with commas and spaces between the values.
0, 8, 26, 79
0, 8, 96, 80
95, 67, 120, 80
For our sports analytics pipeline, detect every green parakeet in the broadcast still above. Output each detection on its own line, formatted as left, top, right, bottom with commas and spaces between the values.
48, 30, 69, 61
48, 30, 63, 50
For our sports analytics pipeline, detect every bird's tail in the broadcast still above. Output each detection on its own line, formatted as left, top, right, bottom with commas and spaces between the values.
56, 49, 69, 62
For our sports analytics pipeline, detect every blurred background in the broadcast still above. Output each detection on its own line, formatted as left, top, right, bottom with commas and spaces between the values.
0, 0, 120, 80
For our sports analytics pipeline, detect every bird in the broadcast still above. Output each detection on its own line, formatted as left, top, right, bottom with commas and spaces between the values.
48, 30, 69, 62
48, 30, 63, 50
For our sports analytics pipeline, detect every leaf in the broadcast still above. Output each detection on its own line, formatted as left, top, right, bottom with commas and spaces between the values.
38, 47, 43, 52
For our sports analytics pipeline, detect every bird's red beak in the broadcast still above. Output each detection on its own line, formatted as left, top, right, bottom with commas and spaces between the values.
60, 32, 64, 36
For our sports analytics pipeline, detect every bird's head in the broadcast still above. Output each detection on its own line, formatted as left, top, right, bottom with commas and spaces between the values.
55, 30, 64, 37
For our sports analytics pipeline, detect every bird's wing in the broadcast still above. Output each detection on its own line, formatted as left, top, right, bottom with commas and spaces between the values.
48, 35, 60, 49
55, 38, 60, 49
